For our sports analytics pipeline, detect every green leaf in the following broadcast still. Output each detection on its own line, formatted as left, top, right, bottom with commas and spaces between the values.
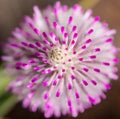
0, 69, 16, 117
0, 93, 16, 117
79, 0, 100, 10
0, 69, 12, 96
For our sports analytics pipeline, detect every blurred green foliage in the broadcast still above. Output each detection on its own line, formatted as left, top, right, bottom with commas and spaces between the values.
79, 0, 100, 10
0, 69, 16, 117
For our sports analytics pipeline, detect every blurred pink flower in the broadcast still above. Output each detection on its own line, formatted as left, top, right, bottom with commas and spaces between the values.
3, 1, 119, 118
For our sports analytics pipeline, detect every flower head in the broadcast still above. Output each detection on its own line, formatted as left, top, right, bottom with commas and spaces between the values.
3, 2, 119, 118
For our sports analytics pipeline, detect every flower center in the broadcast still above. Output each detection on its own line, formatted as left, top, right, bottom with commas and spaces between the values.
49, 47, 66, 64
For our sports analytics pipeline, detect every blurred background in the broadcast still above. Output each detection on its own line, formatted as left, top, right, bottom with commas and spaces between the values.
0, 0, 120, 119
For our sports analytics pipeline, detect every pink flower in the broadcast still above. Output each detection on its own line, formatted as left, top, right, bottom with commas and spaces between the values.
3, 2, 119, 118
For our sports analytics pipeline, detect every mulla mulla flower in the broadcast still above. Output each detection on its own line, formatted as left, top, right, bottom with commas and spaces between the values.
2, 1, 119, 118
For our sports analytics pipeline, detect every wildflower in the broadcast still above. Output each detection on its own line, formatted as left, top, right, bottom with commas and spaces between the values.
3, 2, 118, 118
